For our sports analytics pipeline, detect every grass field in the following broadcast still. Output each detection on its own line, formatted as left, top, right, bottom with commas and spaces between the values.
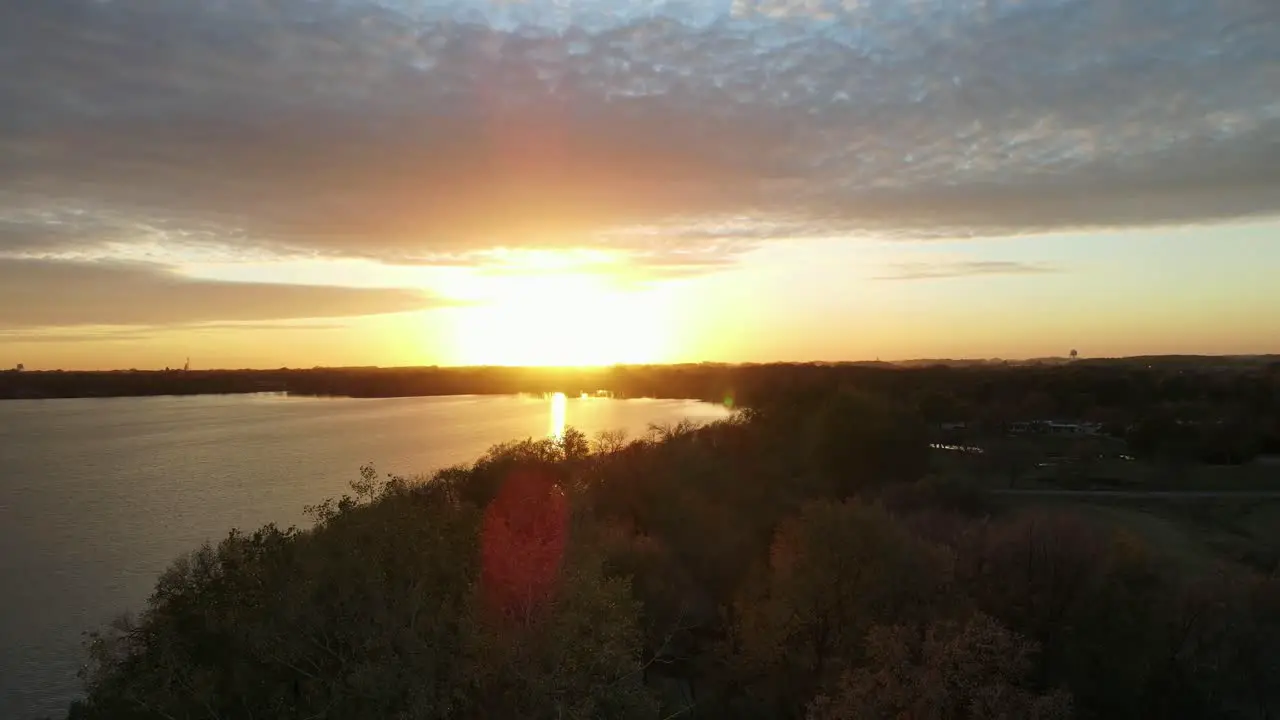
929, 439, 1280, 572
992, 492, 1280, 574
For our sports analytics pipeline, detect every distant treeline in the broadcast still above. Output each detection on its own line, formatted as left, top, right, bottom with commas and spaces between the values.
2, 359, 1277, 414
3, 357, 1278, 402
8, 359, 1280, 461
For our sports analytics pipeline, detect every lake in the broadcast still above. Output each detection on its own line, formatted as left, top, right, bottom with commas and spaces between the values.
0, 393, 732, 718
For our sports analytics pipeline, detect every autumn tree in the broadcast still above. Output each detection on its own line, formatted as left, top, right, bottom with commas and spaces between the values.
807, 613, 1071, 720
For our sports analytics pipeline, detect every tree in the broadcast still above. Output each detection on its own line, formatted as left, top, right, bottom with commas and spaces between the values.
955, 511, 1173, 716
479, 469, 569, 624
732, 500, 954, 716
799, 391, 930, 496
461, 541, 658, 720
808, 614, 1071, 720
559, 426, 591, 462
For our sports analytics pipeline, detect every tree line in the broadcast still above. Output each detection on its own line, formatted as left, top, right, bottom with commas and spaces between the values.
7, 359, 1280, 456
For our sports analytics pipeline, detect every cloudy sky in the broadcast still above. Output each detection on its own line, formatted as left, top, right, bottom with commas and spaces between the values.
2, 0, 1277, 368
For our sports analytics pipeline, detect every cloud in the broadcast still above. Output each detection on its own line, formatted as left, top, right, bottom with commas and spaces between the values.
0, 321, 348, 345
1, 0, 1277, 267
462, 242, 746, 286
874, 260, 1061, 281
0, 259, 446, 328
0, 328, 160, 345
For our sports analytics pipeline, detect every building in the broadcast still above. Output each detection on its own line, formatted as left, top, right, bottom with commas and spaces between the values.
1045, 421, 1102, 436
1009, 420, 1102, 436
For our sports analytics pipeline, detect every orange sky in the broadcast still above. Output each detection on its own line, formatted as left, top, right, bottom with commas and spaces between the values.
2, 0, 1277, 370
6, 221, 1278, 371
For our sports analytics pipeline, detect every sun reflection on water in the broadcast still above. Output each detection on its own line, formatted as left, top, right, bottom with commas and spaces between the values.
548, 392, 567, 440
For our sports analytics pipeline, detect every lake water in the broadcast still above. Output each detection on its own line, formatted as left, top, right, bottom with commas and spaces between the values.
0, 393, 731, 718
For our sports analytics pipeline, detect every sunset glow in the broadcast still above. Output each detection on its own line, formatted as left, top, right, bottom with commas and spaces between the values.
448, 272, 671, 367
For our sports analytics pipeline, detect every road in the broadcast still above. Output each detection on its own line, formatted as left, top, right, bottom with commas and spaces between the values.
993, 489, 1280, 500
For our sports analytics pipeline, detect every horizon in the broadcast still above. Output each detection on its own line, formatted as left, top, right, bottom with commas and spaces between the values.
3, 0, 1278, 368
10, 352, 1280, 375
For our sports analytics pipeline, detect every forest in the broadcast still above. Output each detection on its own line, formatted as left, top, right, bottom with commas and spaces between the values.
59, 375, 1280, 719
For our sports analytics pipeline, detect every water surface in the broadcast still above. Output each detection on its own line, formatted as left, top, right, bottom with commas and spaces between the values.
0, 393, 730, 718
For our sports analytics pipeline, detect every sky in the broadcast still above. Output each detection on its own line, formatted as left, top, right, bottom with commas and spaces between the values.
1, 0, 1278, 370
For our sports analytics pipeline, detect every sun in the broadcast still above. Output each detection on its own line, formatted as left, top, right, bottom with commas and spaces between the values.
449, 271, 669, 366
